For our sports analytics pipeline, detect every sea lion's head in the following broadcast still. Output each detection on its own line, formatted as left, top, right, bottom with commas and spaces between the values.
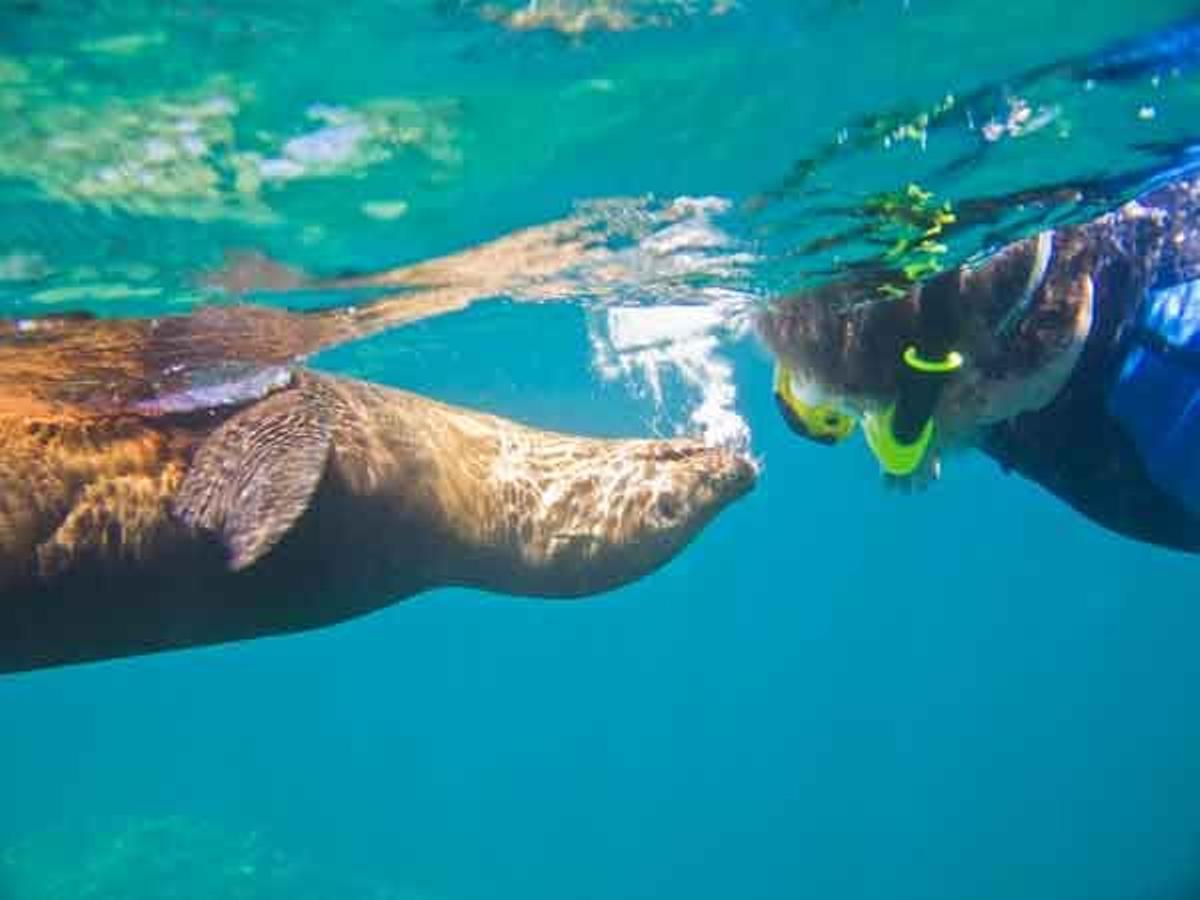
475, 435, 756, 598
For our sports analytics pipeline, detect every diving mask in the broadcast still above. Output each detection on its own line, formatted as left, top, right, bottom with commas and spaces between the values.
772, 364, 856, 445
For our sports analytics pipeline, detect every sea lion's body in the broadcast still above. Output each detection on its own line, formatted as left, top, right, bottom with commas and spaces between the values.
1, 240, 754, 674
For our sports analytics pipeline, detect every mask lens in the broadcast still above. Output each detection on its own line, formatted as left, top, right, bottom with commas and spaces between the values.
772, 365, 856, 445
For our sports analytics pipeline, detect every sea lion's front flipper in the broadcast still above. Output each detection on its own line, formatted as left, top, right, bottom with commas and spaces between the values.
173, 381, 332, 571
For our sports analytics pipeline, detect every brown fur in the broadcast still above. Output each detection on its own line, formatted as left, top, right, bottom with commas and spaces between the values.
0, 292, 753, 674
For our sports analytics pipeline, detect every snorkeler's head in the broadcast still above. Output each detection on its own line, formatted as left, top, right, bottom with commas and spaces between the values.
756, 229, 1096, 479
759, 282, 965, 478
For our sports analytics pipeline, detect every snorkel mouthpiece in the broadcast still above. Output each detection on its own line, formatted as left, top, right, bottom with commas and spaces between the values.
863, 346, 963, 476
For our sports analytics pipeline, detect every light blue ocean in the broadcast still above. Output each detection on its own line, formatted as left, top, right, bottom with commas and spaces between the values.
4, 3, 1200, 899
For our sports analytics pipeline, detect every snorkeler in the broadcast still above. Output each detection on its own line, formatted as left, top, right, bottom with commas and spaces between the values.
757, 174, 1200, 553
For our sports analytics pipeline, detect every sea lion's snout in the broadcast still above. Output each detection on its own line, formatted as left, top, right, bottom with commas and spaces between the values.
541, 438, 755, 596
622, 438, 757, 556
654, 440, 758, 511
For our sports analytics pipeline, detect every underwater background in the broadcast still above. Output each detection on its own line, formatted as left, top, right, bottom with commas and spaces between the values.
5, 2, 1200, 898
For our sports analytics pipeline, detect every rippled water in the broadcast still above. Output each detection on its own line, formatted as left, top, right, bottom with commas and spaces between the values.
5, 1, 1200, 437
5, 4, 1200, 900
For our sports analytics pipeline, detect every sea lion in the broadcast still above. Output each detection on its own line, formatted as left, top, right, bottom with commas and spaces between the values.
0, 221, 756, 674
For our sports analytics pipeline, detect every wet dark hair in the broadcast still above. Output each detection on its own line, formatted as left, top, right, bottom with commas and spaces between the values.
754, 233, 1065, 401
755, 280, 920, 400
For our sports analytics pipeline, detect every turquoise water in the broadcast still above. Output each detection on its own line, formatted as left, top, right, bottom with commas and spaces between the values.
6, 3, 1200, 899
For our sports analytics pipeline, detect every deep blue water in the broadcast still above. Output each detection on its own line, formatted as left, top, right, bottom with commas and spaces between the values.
5, 3, 1200, 900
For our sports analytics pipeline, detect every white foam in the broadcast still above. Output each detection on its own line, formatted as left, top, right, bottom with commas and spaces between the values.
592, 304, 750, 450
572, 196, 757, 451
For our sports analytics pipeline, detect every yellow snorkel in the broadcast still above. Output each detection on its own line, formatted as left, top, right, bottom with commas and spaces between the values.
857, 264, 967, 477
772, 364, 855, 445
862, 346, 963, 477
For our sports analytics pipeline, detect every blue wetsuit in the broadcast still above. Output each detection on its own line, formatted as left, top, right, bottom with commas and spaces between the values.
1107, 280, 1200, 520
984, 180, 1200, 552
